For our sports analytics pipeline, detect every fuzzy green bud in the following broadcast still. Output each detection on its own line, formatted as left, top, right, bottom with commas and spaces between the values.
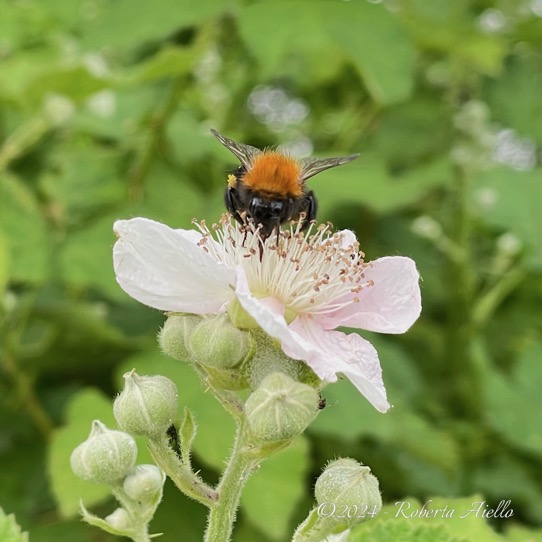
187, 313, 253, 369
246, 331, 305, 389
315, 459, 382, 528
105, 508, 133, 531
158, 314, 201, 362
227, 298, 260, 329
123, 464, 165, 502
113, 370, 178, 439
245, 372, 320, 442
70, 420, 137, 485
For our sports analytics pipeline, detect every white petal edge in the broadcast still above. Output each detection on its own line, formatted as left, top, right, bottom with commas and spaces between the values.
289, 316, 390, 412
113, 218, 235, 313
316, 256, 421, 334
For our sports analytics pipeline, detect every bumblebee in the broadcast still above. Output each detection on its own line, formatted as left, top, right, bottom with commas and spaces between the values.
211, 129, 359, 238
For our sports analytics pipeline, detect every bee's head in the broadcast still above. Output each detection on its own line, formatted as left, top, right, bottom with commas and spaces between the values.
248, 197, 285, 238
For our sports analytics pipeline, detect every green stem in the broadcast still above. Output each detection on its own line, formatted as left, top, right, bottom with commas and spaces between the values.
128, 77, 185, 201
472, 264, 526, 329
292, 509, 337, 542
192, 364, 244, 421
444, 163, 482, 419
203, 422, 257, 542
148, 437, 218, 506
1, 351, 54, 439
0, 117, 49, 171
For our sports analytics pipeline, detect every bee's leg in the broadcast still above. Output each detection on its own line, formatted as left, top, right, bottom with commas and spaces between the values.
224, 187, 245, 226
299, 191, 317, 229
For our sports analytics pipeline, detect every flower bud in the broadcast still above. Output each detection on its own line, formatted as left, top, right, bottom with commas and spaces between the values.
247, 331, 304, 390
315, 459, 382, 528
123, 464, 165, 502
71, 420, 137, 485
158, 314, 201, 362
245, 372, 319, 442
187, 313, 253, 369
105, 508, 132, 531
113, 370, 178, 439
228, 299, 259, 330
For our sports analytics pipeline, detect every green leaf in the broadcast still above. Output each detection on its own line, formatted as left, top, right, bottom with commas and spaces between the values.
0, 2, 51, 51
40, 143, 125, 225
327, 2, 416, 105
486, 54, 542, 145
0, 508, 28, 542
351, 521, 463, 542
473, 455, 542, 525
179, 408, 197, 465
315, 156, 452, 217
0, 173, 51, 284
126, 46, 197, 83
400, 0, 506, 75
352, 496, 505, 542
311, 335, 460, 477
373, 98, 452, 168
134, 162, 207, 228
241, 437, 310, 541
505, 525, 542, 542
238, 1, 416, 105
23, 66, 106, 106
416, 496, 505, 542
474, 167, 542, 270
151, 480, 208, 541
80, 0, 239, 51
0, 230, 9, 295
59, 212, 125, 300
29, 519, 98, 542
484, 341, 542, 457
73, 87, 157, 141
0, 49, 58, 101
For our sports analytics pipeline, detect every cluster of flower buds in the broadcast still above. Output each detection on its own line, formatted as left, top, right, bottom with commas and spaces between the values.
70, 419, 166, 539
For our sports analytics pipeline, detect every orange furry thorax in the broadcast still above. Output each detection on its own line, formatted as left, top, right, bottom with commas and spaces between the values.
242, 152, 303, 197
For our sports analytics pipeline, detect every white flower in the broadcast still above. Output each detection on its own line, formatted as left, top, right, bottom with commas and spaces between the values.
113, 216, 421, 412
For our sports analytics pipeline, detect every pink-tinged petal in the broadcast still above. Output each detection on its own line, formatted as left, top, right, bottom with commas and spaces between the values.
316, 256, 421, 334
235, 270, 389, 411
290, 316, 390, 412
113, 218, 235, 313
233, 268, 324, 370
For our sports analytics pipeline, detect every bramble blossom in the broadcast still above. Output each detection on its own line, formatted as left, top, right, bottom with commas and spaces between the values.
113, 216, 421, 412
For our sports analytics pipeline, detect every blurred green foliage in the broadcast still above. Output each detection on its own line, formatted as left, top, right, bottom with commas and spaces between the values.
1, 0, 542, 540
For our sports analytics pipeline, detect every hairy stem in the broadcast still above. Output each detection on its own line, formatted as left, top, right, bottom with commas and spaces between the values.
444, 164, 482, 419
1, 350, 54, 439
148, 437, 218, 506
203, 422, 257, 542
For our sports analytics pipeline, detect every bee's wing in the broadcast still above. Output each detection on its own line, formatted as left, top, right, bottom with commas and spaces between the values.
299, 154, 359, 182
211, 129, 261, 169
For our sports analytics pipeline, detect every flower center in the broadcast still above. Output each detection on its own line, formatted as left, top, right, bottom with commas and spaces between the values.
194, 216, 374, 317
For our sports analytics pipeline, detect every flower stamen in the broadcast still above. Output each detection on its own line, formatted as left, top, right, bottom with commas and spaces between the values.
194, 215, 373, 318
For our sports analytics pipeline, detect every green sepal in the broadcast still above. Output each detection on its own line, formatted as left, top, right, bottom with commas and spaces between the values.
79, 502, 133, 538
180, 407, 197, 465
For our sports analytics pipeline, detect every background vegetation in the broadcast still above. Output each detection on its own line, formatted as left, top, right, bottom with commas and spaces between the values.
1, 0, 541, 540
